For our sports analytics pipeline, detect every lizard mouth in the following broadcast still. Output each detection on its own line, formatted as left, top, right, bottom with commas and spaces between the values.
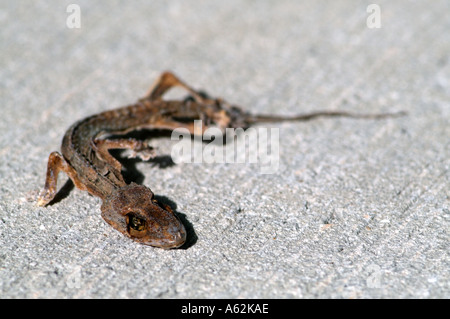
160, 217, 187, 249
145, 223, 187, 249
161, 228, 187, 249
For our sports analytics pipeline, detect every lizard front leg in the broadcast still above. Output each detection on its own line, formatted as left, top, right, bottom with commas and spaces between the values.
91, 138, 156, 173
37, 152, 87, 206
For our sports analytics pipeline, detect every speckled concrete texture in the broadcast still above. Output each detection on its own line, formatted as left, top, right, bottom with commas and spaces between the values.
0, 0, 448, 298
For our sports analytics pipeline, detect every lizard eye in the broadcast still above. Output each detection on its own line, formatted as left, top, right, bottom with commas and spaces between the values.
126, 213, 147, 234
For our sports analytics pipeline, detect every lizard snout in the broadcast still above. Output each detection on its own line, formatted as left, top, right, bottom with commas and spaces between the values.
101, 183, 187, 248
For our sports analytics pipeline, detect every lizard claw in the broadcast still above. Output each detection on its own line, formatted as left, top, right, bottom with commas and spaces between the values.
127, 143, 156, 161
37, 190, 53, 207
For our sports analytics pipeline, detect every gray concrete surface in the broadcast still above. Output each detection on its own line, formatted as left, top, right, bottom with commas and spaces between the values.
1, 0, 449, 298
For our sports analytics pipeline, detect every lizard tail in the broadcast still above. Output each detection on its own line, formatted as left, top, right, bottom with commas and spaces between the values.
244, 110, 407, 124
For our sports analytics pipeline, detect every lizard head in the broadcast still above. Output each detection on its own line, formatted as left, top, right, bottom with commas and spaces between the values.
101, 183, 186, 249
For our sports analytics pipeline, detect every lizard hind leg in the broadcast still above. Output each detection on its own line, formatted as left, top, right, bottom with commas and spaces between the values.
37, 151, 86, 206
141, 71, 207, 103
